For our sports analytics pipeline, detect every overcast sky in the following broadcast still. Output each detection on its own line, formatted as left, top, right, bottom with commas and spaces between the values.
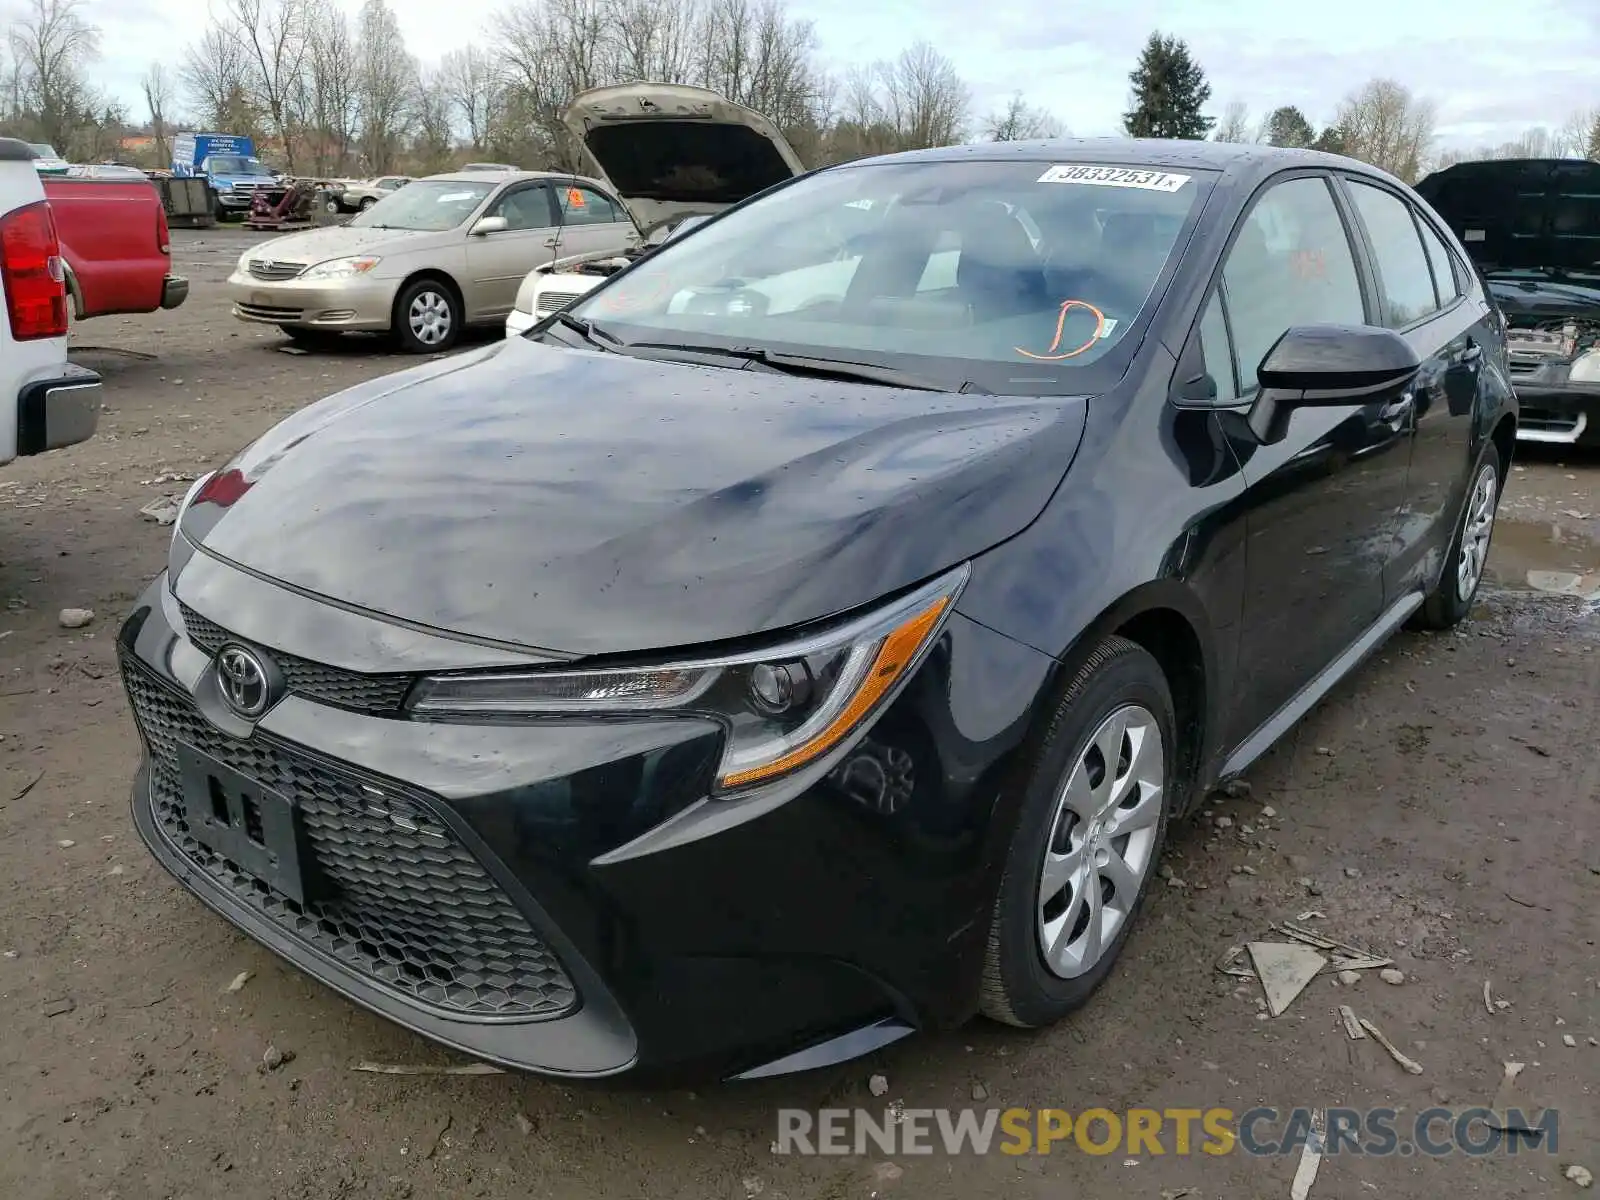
29, 0, 1600, 149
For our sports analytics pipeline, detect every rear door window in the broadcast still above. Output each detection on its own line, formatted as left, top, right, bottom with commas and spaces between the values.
1415, 217, 1462, 304
1347, 180, 1440, 328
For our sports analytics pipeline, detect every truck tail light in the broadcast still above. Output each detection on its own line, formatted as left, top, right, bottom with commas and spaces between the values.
157, 205, 170, 254
0, 200, 69, 340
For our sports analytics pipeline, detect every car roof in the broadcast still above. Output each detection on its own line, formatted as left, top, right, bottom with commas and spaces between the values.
850, 137, 1407, 192
420, 169, 607, 187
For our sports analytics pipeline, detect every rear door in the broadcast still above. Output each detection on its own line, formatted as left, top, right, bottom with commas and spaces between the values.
550, 182, 638, 259
1195, 172, 1413, 751
1335, 174, 1489, 601
463, 181, 559, 320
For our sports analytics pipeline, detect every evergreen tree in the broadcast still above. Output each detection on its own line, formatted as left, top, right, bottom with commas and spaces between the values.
1311, 123, 1351, 155
1264, 105, 1316, 149
1587, 113, 1600, 162
1122, 32, 1215, 140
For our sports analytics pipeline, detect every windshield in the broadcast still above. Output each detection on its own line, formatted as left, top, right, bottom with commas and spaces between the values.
348, 179, 494, 231
28, 143, 60, 159
208, 155, 268, 175
568, 158, 1209, 393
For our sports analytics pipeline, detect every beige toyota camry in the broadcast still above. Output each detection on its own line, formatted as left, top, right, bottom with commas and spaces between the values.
226, 169, 640, 352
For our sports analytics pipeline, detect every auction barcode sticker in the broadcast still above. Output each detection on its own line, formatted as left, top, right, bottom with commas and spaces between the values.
1037, 164, 1192, 191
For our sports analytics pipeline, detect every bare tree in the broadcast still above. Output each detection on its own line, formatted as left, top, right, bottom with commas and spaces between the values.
181, 25, 258, 134
411, 65, 456, 173
877, 41, 968, 150
297, 0, 357, 172
440, 47, 499, 151
8, 0, 100, 150
355, 0, 414, 172
1212, 99, 1251, 143
223, 0, 310, 170
1555, 108, 1598, 158
610, 0, 697, 83
1333, 78, 1435, 181
141, 62, 175, 166
983, 92, 1064, 141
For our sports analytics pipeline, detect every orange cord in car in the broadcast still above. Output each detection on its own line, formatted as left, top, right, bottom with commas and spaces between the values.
1014, 299, 1106, 361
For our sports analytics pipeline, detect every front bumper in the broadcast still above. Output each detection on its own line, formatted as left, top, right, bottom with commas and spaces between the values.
161, 274, 189, 310
17, 362, 101, 455
1506, 369, 1600, 445
226, 270, 396, 332
118, 559, 1049, 1077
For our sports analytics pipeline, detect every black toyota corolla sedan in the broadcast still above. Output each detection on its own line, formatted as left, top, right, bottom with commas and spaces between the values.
119, 139, 1514, 1081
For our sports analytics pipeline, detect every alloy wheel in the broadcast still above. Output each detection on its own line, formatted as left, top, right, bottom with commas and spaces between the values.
1036, 705, 1164, 979
408, 290, 453, 347
1456, 462, 1497, 603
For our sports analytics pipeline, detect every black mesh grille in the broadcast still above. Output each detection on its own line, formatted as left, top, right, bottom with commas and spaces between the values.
178, 602, 414, 714
122, 652, 578, 1021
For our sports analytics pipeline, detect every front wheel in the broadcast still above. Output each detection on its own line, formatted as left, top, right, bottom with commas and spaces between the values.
980, 635, 1175, 1028
359, 196, 376, 211
1414, 441, 1501, 630
391, 279, 460, 353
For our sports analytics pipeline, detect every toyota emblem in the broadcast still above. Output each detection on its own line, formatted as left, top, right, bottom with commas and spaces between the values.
216, 645, 274, 718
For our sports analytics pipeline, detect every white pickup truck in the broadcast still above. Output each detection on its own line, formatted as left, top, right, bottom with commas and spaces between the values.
1, 137, 100, 466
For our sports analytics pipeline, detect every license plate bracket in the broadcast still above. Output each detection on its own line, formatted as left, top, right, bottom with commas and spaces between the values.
177, 743, 310, 906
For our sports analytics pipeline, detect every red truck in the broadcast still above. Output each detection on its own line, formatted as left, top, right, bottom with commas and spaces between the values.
41, 174, 188, 320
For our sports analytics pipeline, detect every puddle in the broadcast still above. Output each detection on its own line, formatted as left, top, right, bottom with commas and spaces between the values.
1487, 517, 1600, 597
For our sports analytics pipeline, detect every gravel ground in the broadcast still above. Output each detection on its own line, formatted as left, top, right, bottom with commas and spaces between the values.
1, 229, 1596, 1200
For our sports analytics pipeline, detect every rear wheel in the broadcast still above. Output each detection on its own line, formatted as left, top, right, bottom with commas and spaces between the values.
1414, 442, 1501, 630
391, 279, 460, 353
359, 196, 377, 211
980, 636, 1175, 1028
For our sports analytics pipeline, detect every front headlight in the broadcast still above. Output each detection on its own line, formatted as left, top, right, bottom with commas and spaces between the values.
302, 255, 382, 280
1570, 348, 1600, 384
408, 566, 968, 791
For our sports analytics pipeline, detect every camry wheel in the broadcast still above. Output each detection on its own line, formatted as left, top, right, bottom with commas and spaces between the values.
1415, 441, 1501, 630
981, 635, 1174, 1027
392, 280, 460, 353
359, 196, 377, 211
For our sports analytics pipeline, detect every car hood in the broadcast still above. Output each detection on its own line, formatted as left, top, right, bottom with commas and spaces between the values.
1415, 158, 1600, 280
179, 339, 1087, 657
242, 224, 430, 265
563, 83, 804, 235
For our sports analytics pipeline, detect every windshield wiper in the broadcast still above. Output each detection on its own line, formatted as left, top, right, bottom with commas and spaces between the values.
544, 311, 623, 351
625, 342, 986, 393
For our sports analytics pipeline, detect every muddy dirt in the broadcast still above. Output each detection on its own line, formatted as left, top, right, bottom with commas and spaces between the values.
2, 230, 1596, 1200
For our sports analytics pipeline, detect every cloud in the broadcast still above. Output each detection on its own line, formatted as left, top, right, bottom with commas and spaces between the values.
63, 0, 1598, 151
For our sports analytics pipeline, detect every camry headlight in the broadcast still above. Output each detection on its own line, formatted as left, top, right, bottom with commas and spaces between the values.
302, 255, 381, 279
408, 566, 968, 791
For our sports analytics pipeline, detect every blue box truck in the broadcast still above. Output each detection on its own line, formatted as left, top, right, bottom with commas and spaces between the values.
171, 133, 279, 218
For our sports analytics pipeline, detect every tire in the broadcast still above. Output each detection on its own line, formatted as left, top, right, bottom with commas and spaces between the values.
390, 278, 460, 354
279, 325, 342, 348
980, 635, 1176, 1028
358, 196, 377, 211
1413, 441, 1502, 630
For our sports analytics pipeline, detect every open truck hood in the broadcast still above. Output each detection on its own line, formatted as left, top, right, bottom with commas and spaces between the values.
1415, 158, 1600, 277
563, 83, 804, 235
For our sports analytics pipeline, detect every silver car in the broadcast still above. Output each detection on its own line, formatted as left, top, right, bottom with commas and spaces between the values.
226, 169, 639, 352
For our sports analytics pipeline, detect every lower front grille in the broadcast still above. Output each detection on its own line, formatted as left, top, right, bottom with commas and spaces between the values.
236, 302, 304, 321
122, 653, 578, 1021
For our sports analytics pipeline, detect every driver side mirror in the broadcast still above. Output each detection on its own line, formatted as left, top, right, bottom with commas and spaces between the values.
472, 215, 508, 237
1246, 324, 1421, 444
